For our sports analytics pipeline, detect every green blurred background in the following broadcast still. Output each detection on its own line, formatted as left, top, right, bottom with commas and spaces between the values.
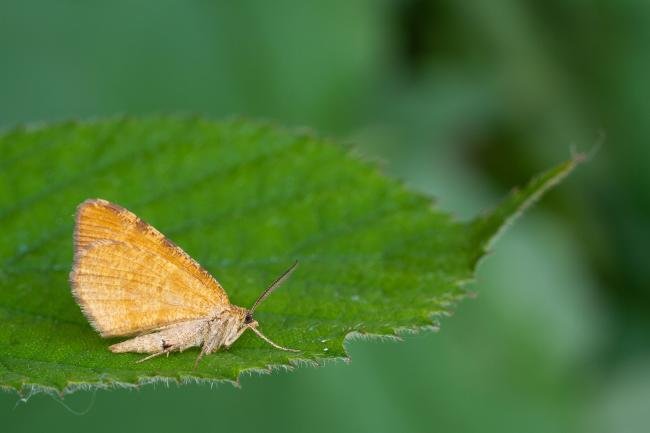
1, 1, 648, 432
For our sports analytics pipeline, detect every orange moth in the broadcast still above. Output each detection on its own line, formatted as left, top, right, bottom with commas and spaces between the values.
69, 199, 298, 366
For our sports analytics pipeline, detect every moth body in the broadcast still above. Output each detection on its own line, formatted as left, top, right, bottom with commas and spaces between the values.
109, 306, 257, 364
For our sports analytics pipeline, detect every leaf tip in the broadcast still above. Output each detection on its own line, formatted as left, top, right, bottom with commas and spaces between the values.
471, 153, 586, 253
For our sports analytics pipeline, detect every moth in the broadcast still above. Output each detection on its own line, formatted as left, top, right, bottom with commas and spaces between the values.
69, 198, 299, 366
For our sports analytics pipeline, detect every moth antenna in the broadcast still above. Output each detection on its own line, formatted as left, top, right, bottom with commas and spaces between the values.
249, 326, 300, 352
249, 261, 298, 314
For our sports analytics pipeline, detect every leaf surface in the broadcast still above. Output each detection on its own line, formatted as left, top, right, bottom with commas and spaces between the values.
0, 117, 580, 393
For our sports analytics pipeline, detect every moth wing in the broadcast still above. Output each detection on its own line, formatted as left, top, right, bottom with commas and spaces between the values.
71, 240, 220, 337
71, 198, 229, 337
74, 198, 228, 303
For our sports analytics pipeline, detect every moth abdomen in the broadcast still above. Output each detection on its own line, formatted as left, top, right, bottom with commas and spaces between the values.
109, 333, 166, 354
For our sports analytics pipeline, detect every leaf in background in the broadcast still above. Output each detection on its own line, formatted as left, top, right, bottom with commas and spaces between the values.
0, 117, 580, 394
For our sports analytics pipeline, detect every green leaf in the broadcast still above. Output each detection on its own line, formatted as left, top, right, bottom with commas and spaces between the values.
0, 117, 580, 394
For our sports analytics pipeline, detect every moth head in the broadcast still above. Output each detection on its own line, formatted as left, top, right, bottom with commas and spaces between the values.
241, 261, 300, 353
243, 311, 258, 328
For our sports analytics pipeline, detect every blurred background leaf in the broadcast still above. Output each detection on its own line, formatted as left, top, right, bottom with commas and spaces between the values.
1, 1, 648, 432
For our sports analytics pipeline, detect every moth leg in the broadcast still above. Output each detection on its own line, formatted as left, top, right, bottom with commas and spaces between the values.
193, 337, 223, 369
192, 321, 249, 368
135, 346, 178, 364
193, 348, 206, 370
193, 335, 223, 369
